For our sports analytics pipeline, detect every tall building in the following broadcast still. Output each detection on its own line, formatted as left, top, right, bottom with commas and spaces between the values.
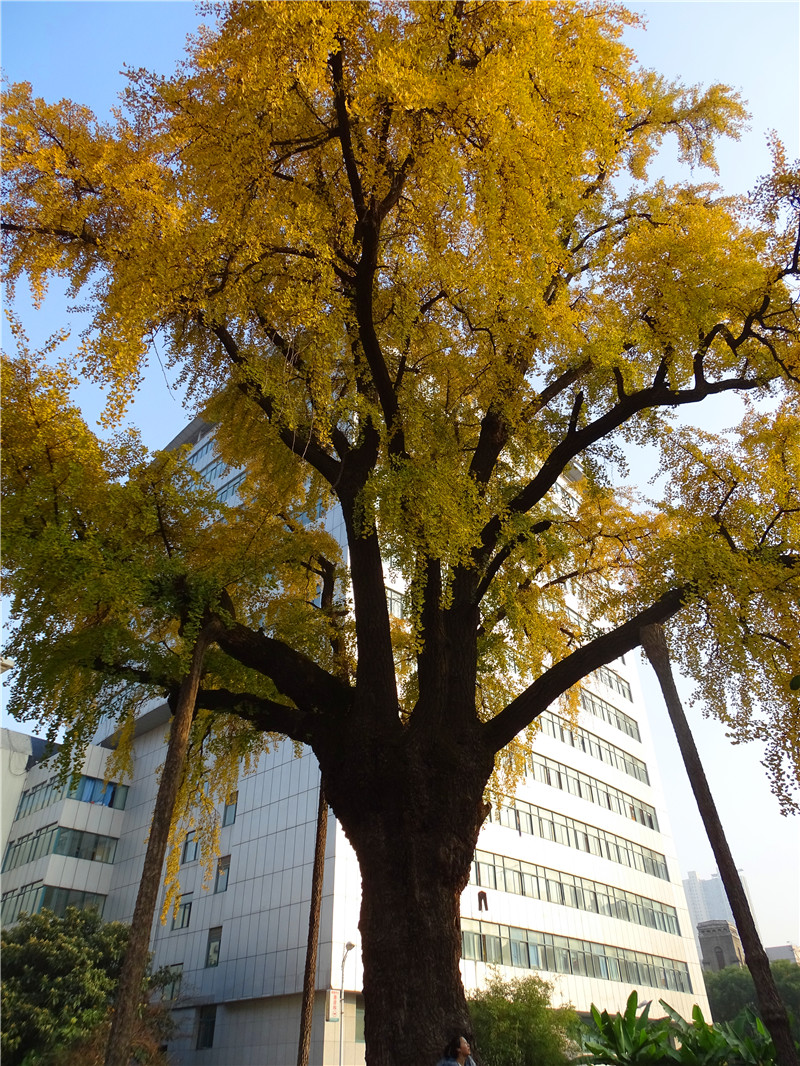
682, 870, 758, 960
2, 420, 709, 1065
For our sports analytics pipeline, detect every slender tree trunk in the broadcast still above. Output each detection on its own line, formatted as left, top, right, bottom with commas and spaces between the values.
296, 777, 328, 1066
641, 623, 798, 1066
105, 623, 217, 1066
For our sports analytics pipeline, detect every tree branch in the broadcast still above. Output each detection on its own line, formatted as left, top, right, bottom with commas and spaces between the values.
194, 687, 316, 743
215, 621, 351, 716
474, 364, 775, 590
200, 313, 345, 485
484, 587, 687, 753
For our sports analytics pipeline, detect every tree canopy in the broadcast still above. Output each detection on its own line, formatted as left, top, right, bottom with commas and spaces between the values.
2, 3, 799, 1063
3, 0, 798, 802
2, 319, 339, 882
704, 962, 800, 1042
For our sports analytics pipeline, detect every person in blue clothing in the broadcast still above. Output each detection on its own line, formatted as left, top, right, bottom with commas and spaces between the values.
436, 1033, 477, 1065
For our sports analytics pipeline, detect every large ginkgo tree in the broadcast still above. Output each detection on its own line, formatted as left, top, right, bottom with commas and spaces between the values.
2, 4, 799, 1064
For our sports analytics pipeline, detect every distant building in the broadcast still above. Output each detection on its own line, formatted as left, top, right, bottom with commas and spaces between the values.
682, 870, 758, 957
698, 920, 746, 971
766, 944, 800, 965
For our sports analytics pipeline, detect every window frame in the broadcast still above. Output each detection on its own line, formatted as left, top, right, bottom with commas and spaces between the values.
221, 791, 238, 827
205, 926, 222, 968
214, 855, 230, 893
172, 893, 193, 931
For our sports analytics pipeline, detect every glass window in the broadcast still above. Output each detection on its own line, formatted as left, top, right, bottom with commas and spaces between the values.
182, 831, 198, 864
163, 963, 183, 1001
196, 1005, 216, 1050
222, 791, 238, 827
172, 894, 192, 931
510, 937, 529, 968
1, 881, 44, 924
205, 927, 222, 968
53, 828, 117, 864
215, 855, 230, 893
385, 587, 406, 619
39, 885, 106, 919
71, 776, 129, 810
478, 860, 496, 889
483, 932, 503, 964
504, 868, 522, 895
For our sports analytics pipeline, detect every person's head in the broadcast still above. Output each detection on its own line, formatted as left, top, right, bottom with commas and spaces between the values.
443, 1033, 471, 1061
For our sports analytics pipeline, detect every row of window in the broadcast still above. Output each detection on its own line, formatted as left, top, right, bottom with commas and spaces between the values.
2, 824, 118, 873
15, 773, 129, 821
471, 849, 680, 935
461, 918, 692, 993
488, 799, 669, 880
161, 929, 222, 1004
539, 711, 649, 785
565, 606, 605, 645
578, 688, 641, 743
595, 665, 633, 702
527, 753, 659, 831
0, 881, 106, 925
216, 473, 246, 503
198, 459, 230, 483
159, 927, 227, 1001
187, 439, 215, 468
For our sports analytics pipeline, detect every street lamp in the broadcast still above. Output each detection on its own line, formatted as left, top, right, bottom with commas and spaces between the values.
339, 941, 356, 1066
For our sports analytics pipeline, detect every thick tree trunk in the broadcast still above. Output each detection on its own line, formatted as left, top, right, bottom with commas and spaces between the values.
105, 624, 217, 1066
357, 845, 474, 1066
296, 778, 328, 1066
641, 624, 798, 1066
320, 726, 494, 1066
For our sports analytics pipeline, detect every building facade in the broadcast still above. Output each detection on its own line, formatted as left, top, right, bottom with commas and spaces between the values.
697, 920, 746, 971
2, 421, 710, 1064
765, 944, 800, 965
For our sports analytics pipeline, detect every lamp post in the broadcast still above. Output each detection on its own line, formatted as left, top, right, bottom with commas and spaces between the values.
339, 941, 356, 1066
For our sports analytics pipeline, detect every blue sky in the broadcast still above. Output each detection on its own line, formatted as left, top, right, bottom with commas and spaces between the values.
1, 0, 798, 946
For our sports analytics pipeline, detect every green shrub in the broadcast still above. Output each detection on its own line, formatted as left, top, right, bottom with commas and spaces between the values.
577, 989, 790, 1065
578, 991, 672, 1064
1, 907, 172, 1066
468, 973, 578, 1066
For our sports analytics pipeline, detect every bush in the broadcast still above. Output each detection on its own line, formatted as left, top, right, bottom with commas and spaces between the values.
577, 989, 792, 1065
468, 973, 578, 1066
1, 907, 172, 1066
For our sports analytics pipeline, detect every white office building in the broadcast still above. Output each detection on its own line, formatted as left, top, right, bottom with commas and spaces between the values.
1, 421, 709, 1064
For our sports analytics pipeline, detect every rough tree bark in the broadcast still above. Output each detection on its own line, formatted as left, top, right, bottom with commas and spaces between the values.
296, 779, 328, 1066
314, 716, 496, 1066
640, 623, 798, 1066
105, 621, 218, 1066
